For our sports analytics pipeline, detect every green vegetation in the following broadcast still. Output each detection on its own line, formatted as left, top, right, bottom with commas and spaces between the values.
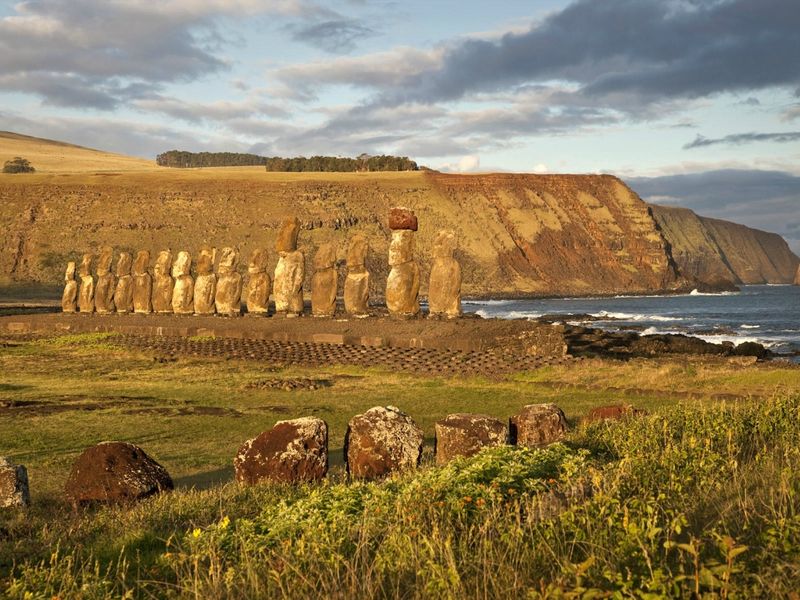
2, 156, 35, 173
156, 150, 418, 171
1, 334, 800, 597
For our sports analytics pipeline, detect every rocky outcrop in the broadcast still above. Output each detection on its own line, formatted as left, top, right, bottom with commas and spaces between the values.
434, 413, 508, 464
510, 403, 568, 447
344, 406, 423, 479
234, 417, 328, 484
64, 441, 173, 505
0, 457, 29, 508
651, 205, 800, 285
795, 264, 800, 286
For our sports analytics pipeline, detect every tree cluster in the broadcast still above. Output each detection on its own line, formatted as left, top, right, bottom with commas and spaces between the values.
2, 156, 35, 173
156, 150, 418, 172
156, 151, 266, 168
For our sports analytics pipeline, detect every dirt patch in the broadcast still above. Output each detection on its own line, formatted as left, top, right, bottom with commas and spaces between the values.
245, 378, 333, 391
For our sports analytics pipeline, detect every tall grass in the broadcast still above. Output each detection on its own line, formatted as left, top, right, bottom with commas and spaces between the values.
5, 394, 800, 598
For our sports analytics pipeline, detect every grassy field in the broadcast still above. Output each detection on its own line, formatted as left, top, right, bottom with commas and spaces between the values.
2, 332, 800, 597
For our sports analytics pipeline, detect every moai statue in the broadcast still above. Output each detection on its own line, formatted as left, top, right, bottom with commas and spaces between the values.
171, 251, 194, 315
427, 230, 462, 318
246, 248, 270, 315
132, 250, 153, 314
311, 242, 337, 317
78, 253, 95, 314
385, 207, 420, 318
344, 234, 370, 317
61, 261, 78, 312
215, 247, 243, 316
94, 246, 116, 314
193, 247, 217, 315
113, 252, 134, 313
273, 217, 305, 317
151, 250, 174, 314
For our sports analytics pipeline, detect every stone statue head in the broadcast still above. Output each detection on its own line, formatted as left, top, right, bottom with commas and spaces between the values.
218, 247, 238, 275
433, 230, 456, 259
248, 248, 268, 274
79, 254, 92, 277
65, 261, 76, 281
347, 234, 368, 268
133, 250, 150, 276
116, 252, 132, 277
275, 216, 301, 253
96, 246, 114, 275
171, 251, 192, 278
154, 250, 172, 277
196, 247, 215, 276
313, 242, 336, 271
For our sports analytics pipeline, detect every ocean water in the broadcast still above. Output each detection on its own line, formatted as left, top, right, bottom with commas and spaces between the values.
465, 285, 800, 358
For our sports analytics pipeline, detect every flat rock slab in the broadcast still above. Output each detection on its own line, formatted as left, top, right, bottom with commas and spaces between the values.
345, 406, 423, 479
65, 441, 173, 505
0, 457, 30, 508
234, 417, 328, 484
510, 403, 569, 447
434, 413, 508, 465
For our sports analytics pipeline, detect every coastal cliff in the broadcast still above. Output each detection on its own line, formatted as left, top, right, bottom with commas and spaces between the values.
650, 205, 799, 285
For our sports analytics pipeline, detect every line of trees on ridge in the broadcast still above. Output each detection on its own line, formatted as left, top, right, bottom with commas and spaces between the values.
156, 150, 418, 172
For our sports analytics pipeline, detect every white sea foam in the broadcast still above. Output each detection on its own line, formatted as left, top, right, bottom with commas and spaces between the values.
689, 289, 738, 296
591, 310, 682, 322
740, 324, 760, 329
475, 309, 541, 320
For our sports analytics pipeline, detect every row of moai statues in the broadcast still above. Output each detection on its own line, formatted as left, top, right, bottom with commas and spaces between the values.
61, 208, 463, 318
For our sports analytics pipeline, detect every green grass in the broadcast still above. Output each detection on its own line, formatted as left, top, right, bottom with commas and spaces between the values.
1, 334, 800, 597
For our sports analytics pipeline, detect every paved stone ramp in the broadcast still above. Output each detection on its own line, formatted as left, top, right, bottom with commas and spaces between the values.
115, 334, 574, 376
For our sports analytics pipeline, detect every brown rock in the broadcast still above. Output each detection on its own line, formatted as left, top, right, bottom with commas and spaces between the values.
132, 250, 152, 314
61, 261, 78, 312
152, 250, 174, 313
246, 248, 270, 315
94, 246, 116, 314
344, 406, 423, 479
389, 206, 418, 231
584, 404, 647, 423
344, 235, 370, 316
193, 247, 216, 315
311, 242, 337, 317
171, 251, 194, 315
275, 216, 301, 253
234, 417, 328, 485
510, 403, 569, 447
428, 230, 462, 318
215, 247, 243, 316
78, 253, 95, 313
64, 441, 173, 505
795, 264, 800, 285
113, 252, 134, 313
434, 413, 508, 465
274, 249, 304, 315
0, 457, 30, 508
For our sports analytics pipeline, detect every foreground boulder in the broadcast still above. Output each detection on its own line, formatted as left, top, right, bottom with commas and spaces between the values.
0, 457, 30, 508
434, 413, 508, 465
510, 403, 568, 447
584, 404, 647, 423
345, 406, 423, 479
64, 442, 173, 505
234, 417, 328, 485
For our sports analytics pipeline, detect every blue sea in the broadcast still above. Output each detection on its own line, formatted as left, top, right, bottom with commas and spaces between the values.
465, 285, 800, 359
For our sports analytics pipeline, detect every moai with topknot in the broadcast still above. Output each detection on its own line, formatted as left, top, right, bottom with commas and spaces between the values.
132, 250, 153, 314
273, 217, 305, 317
311, 243, 337, 317
215, 247, 243, 316
246, 248, 270, 315
385, 207, 420, 318
61, 261, 78, 312
78, 254, 95, 314
152, 250, 174, 314
193, 247, 217, 315
427, 230, 462, 318
344, 234, 370, 317
114, 252, 134, 313
94, 246, 116, 314
171, 251, 194, 315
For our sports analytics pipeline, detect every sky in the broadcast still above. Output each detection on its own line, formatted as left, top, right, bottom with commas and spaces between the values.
1, 0, 799, 252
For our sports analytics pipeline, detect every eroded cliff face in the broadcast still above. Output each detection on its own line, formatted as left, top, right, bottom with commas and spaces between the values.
0, 170, 789, 296
650, 205, 800, 285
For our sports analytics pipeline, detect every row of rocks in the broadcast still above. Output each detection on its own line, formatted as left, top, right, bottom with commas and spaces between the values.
1, 403, 642, 507
61, 208, 463, 319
